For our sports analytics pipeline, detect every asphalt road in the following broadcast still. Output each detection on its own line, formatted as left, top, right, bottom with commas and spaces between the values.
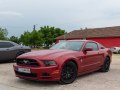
0, 54, 120, 90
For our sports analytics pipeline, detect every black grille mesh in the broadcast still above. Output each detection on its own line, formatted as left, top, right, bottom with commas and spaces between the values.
16, 59, 39, 66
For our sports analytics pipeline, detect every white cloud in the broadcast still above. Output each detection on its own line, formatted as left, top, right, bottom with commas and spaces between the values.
0, 11, 24, 18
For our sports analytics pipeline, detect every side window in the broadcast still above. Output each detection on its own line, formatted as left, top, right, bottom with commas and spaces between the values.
0, 42, 14, 48
85, 42, 98, 51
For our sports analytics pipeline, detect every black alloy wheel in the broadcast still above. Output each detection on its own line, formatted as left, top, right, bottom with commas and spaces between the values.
100, 57, 111, 72
60, 61, 77, 84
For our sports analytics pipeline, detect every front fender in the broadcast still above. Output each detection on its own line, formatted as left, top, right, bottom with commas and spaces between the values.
56, 55, 80, 74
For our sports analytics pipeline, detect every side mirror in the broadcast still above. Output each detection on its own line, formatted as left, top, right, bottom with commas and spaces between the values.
84, 47, 93, 52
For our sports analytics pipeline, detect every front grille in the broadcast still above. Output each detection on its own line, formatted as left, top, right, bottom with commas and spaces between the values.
16, 59, 39, 67
15, 71, 37, 77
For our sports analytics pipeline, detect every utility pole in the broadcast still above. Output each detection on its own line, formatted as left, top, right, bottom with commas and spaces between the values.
33, 25, 36, 30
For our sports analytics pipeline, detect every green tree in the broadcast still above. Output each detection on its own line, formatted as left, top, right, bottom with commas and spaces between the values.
0, 27, 8, 40
19, 31, 31, 46
9, 36, 19, 44
19, 26, 66, 48
29, 30, 44, 47
39, 26, 66, 48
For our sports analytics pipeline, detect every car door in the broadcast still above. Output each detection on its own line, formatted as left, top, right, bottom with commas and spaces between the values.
80, 42, 102, 72
0, 42, 15, 61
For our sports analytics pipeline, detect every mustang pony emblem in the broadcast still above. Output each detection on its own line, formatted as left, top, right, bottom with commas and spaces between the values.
23, 60, 30, 64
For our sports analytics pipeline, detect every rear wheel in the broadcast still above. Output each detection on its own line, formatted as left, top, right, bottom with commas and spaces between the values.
100, 57, 110, 72
60, 61, 77, 84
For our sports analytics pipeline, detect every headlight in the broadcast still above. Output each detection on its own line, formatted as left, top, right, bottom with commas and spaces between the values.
42, 60, 57, 66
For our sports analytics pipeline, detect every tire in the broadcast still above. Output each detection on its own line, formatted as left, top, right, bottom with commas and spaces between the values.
60, 61, 77, 84
100, 57, 111, 72
118, 50, 120, 54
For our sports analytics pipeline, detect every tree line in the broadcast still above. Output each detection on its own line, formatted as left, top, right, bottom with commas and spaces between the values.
0, 26, 66, 48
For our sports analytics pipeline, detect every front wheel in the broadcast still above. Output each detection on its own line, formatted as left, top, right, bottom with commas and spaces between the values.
60, 61, 78, 84
100, 57, 111, 72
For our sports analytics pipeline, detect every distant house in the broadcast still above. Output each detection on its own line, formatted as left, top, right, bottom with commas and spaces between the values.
56, 26, 120, 48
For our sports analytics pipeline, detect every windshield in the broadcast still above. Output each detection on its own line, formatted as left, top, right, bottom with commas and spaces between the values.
50, 41, 84, 51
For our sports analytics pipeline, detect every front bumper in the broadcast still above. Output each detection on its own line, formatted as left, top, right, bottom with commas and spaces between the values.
13, 64, 60, 81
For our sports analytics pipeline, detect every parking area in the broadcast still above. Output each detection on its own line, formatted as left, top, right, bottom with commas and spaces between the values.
0, 54, 120, 90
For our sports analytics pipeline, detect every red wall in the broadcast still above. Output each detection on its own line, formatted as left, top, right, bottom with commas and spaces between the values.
56, 37, 120, 48
87, 37, 120, 48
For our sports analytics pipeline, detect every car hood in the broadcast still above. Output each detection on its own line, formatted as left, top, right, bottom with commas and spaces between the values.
17, 49, 78, 60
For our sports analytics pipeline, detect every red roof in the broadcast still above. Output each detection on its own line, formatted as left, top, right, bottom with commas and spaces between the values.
56, 26, 120, 39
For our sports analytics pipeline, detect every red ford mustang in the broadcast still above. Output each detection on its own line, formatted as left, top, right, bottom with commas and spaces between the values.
13, 40, 112, 84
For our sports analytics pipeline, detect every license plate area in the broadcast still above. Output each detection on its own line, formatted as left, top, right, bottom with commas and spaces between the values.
17, 68, 31, 73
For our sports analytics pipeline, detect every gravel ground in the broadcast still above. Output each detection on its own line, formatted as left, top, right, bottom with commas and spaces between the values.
0, 54, 120, 90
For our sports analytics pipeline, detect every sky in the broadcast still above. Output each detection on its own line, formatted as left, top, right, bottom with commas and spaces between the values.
0, 0, 120, 37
